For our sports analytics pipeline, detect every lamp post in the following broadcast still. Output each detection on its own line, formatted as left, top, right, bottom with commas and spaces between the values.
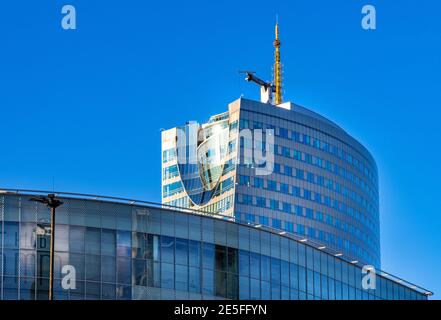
29, 194, 63, 300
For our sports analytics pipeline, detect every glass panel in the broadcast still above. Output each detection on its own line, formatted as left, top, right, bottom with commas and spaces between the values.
102, 229, 116, 256
227, 247, 238, 274
271, 258, 281, 285
20, 223, 36, 250
176, 238, 188, 266
55, 224, 69, 252
202, 269, 214, 296
250, 252, 260, 279
102, 283, 116, 300
86, 281, 101, 300
175, 265, 188, 291
69, 253, 85, 281
261, 255, 270, 282
3, 222, 19, 249
161, 236, 175, 263
189, 240, 200, 268
250, 278, 260, 300
116, 285, 131, 300
290, 263, 298, 290
117, 230, 131, 257
117, 257, 131, 285
134, 259, 147, 286
3, 249, 19, 276
69, 226, 85, 253
85, 228, 100, 255
215, 245, 227, 271
281, 260, 289, 287
20, 250, 36, 278
239, 276, 250, 299
261, 281, 270, 299
227, 273, 239, 299
161, 262, 174, 289
202, 243, 215, 270
239, 250, 250, 277
215, 271, 227, 298
189, 266, 201, 293
101, 255, 116, 283
85, 254, 101, 281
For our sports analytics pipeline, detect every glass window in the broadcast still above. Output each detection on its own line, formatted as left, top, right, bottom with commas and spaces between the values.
69, 226, 85, 253
101, 255, 116, 283
189, 266, 201, 293
3, 222, 19, 249
328, 278, 335, 300
117, 230, 131, 257
299, 266, 306, 293
307, 269, 314, 295
85, 254, 101, 281
69, 253, 85, 281
215, 245, 227, 271
134, 258, 147, 286
321, 275, 328, 300
189, 240, 201, 268
228, 247, 238, 274
116, 285, 131, 300
250, 278, 260, 300
271, 282, 281, 300
3, 249, 19, 277
281, 260, 290, 287
86, 281, 101, 300
239, 276, 250, 299
202, 269, 214, 296
261, 281, 271, 299
175, 265, 188, 291
335, 280, 342, 299
55, 225, 69, 252
239, 250, 250, 277
202, 243, 215, 270
20, 250, 36, 278
261, 255, 270, 282
175, 238, 188, 266
290, 263, 298, 289
102, 229, 116, 256
117, 257, 131, 285
85, 228, 100, 255
20, 223, 36, 250
215, 271, 227, 298
271, 258, 281, 285
161, 236, 175, 263
227, 273, 239, 300
161, 262, 174, 289
272, 219, 281, 229
314, 271, 321, 298
3, 276, 19, 300
250, 252, 260, 279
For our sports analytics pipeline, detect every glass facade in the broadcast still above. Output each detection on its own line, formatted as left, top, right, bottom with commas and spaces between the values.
235, 99, 380, 267
0, 193, 429, 300
162, 98, 380, 268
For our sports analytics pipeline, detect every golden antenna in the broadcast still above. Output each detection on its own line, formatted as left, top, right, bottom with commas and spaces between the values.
273, 18, 282, 105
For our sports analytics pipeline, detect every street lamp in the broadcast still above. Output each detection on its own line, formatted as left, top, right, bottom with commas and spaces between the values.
29, 194, 63, 300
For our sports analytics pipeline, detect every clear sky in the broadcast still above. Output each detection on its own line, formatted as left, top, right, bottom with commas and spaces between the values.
1, 0, 440, 298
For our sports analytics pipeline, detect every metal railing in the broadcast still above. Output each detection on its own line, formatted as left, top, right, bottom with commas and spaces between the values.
0, 187, 433, 297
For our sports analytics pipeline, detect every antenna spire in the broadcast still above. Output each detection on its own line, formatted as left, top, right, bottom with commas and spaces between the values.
273, 18, 282, 105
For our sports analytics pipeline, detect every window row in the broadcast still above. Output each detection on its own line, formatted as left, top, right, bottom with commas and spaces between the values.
236, 188, 379, 247
239, 118, 376, 185
234, 212, 377, 265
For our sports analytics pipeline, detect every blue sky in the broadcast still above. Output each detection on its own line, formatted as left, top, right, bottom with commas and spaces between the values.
1, 0, 440, 298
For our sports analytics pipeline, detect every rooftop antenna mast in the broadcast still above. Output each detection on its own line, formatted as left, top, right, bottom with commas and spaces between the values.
273, 16, 282, 104
241, 18, 283, 105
